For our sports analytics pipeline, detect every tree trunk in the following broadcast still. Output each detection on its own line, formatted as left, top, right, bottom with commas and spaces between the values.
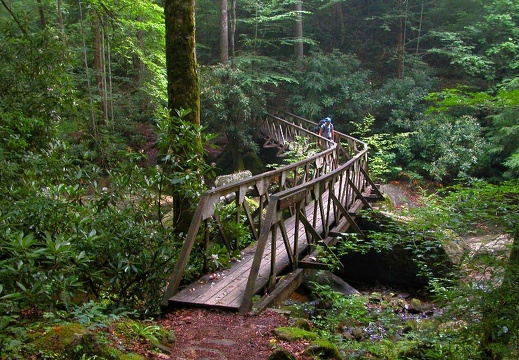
231, 0, 236, 60
220, 0, 229, 65
416, 0, 424, 54
164, 0, 202, 230
135, 18, 148, 113
164, 0, 200, 129
36, 0, 46, 28
92, 17, 108, 123
294, 0, 303, 59
333, 2, 345, 46
57, 0, 64, 35
396, 0, 407, 79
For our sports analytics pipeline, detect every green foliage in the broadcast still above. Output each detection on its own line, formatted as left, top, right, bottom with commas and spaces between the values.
351, 114, 404, 181
287, 50, 372, 127
0, 138, 184, 317
204, 199, 258, 273
268, 135, 320, 173
156, 108, 215, 225
200, 64, 268, 171
401, 114, 489, 183
373, 69, 437, 132
429, 0, 519, 83
310, 285, 370, 335
217, 199, 257, 249
129, 322, 161, 344
426, 78, 519, 179
235, 0, 311, 56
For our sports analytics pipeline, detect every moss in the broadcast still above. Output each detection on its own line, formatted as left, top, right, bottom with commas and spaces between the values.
280, 304, 310, 319
273, 326, 318, 342
292, 318, 313, 331
304, 339, 344, 360
102, 344, 145, 360
25, 321, 148, 360
31, 323, 88, 353
268, 347, 297, 360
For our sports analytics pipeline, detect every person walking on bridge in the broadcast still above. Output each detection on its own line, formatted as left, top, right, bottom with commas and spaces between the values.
319, 117, 334, 148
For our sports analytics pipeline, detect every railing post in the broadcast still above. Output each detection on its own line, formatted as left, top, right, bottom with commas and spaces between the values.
162, 195, 209, 306
239, 197, 279, 313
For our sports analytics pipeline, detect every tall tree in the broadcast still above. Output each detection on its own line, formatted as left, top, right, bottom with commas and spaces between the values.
220, 0, 229, 64
294, 0, 303, 59
163, 0, 204, 230
164, 0, 200, 129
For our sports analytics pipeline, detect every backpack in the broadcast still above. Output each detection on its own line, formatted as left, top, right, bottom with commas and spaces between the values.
321, 122, 333, 139
315, 118, 327, 133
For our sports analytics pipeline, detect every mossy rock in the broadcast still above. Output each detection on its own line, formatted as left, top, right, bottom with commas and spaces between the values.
30, 322, 144, 359
272, 326, 318, 342
304, 339, 343, 360
291, 318, 313, 331
268, 347, 297, 360
31, 323, 88, 354
279, 304, 310, 319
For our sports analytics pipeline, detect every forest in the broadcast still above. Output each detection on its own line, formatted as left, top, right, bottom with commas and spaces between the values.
0, 0, 518, 358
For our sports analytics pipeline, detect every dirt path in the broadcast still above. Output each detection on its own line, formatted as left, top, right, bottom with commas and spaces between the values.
151, 308, 310, 360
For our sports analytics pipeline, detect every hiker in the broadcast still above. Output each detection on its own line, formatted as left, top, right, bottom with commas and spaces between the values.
319, 117, 334, 148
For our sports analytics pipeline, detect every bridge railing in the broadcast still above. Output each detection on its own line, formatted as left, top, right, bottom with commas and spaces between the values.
162, 109, 371, 305
267, 107, 363, 161
239, 147, 380, 312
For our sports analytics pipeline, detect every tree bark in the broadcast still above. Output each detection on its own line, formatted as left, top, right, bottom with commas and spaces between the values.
164, 0, 203, 230
164, 0, 200, 128
92, 17, 108, 123
36, 0, 46, 29
333, 2, 345, 46
231, 0, 236, 60
220, 0, 229, 65
396, 0, 406, 79
57, 0, 64, 35
294, 0, 303, 59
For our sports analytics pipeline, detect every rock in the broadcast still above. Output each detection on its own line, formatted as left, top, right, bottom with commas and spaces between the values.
407, 298, 423, 313
343, 326, 364, 341
304, 339, 344, 360
291, 318, 313, 331
278, 304, 311, 319
304, 271, 360, 296
369, 291, 383, 303
214, 170, 252, 188
351, 327, 364, 341
272, 326, 318, 342
268, 348, 297, 360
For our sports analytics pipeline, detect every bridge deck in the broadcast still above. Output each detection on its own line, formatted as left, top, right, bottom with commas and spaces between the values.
168, 196, 322, 310
168, 183, 368, 311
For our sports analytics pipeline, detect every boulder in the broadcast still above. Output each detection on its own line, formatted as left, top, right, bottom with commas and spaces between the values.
214, 170, 252, 188
303, 270, 360, 296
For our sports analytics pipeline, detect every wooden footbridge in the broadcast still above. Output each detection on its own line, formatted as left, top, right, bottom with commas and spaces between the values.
162, 108, 383, 313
